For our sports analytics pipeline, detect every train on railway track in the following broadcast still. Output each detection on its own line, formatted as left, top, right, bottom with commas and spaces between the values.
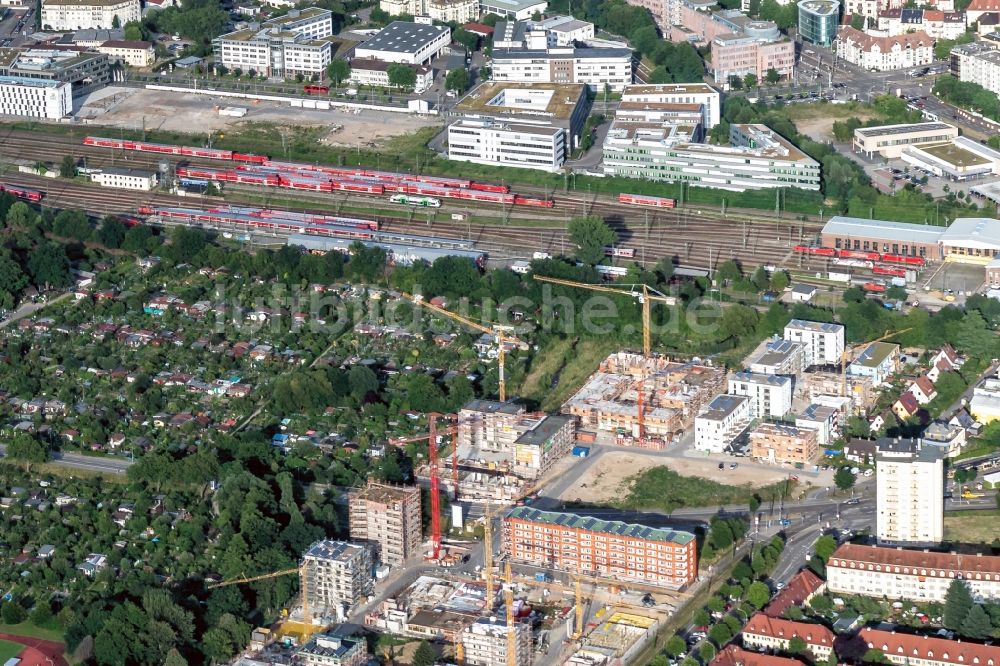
390, 194, 441, 208
618, 193, 677, 208
83, 136, 268, 164
793, 245, 925, 267
0, 183, 44, 202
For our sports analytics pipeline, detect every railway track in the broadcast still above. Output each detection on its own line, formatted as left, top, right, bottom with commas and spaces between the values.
0, 129, 827, 271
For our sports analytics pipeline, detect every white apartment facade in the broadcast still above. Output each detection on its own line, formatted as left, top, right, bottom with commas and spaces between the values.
952, 42, 1000, 95
827, 542, 1000, 603
727, 371, 793, 419
448, 118, 567, 171
301, 540, 374, 616
41, 0, 140, 31
533, 15, 595, 45
96, 39, 154, 67
876, 437, 944, 546
0, 76, 71, 119
835, 26, 934, 71
92, 167, 158, 191
215, 8, 334, 79
695, 394, 751, 453
490, 46, 633, 91
783, 319, 845, 367
461, 618, 532, 666
349, 59, 434, 92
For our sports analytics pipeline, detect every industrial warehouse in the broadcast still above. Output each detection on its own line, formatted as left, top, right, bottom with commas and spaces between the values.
818, 216, 1000, 264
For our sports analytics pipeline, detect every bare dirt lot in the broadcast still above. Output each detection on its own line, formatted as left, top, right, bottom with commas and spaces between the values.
76, 87, 442, 149
562, 451, 815, 505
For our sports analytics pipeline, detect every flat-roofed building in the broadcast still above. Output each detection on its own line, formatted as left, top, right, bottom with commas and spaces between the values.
848, 341, 900, 387
0, 47, 111, 97
603, 122, 820, 192
783, 319, 845, 367
41, 0, 140, 31
479, 0, 548, 19
347, 481, 422, 566
503, 506, 698, 588
749, 338, 805, 377
447, 81, 589, 171
355, 21, 450, 65
301, 540, 374, 616
876, 437, 944, 546
939, 217, 1000, 263
428, 0, 479, 22
695, 394, 751, 453
214, 8, 335, 78
853, 121, 959, 158
512, 415, 575, 479
820, 215, 944, 260
795, 403, 840, 446
902, 136, 1000, 181
711, 22, 795, 85
798, 0, 839, 46
96, 39, 153, 67
0, 75, 71, 119
728, 371, 792, 419
348, 58, 434, 92
297, 632, 368, 666
826, 542, 1000, 602
533, 15, 595, 45
619, 82, 720, 129
750, 423, 819, 465
951, 40, 1000, 94
92, 167, 158, 191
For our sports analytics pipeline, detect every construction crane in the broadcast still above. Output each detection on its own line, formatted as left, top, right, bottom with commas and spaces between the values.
532, 275, 676, 358
403, 293, 527, 402
483, 502, 495, 604
504, 561, 516, 666
207, 564, 320, 637
840, 328, 913, 396
389, 418, 461, 501
574, 576, 584, 640
427, 412, 447, 560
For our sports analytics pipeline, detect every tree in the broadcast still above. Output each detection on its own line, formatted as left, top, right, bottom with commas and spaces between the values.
112, 13, 121, 28
5, 201, 33, 228
387, 63, 417, 89
97, 216, 127, 249
446, 67, 469, 93
814, 534, 838, 562
124, 21, 144, 41
7, 434, 47, 463
452, 27, 478, 53
412, 641, 436, 666
568, 216, 617, 264
944, 579, 975, 630
744, 73, 758, 90
665, 635, 687, 658
693, 609, 711, 627
834, 467, 855, 491
699, 642, 716, 663
60, 155, 78, 178
788, 636, 807, 655
746, 581, 771, 609
960, 604, 992, 639
863, 649, 887, 664
766, 67, 781, 85
348, 365, 378, 402
749, 495, 761, 513
0, 603, 25, 624
327, 59, 350, 86
28, 243, 71, 288
770, 271, 789, 292
717, 259, 742, 284
709, 623, 733, 647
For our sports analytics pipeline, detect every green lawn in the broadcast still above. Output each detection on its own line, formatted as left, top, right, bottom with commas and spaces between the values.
618, 467, 793, 513
0, 639, 24, 662
944, 509, 1000, 544
0, 621, 65, 642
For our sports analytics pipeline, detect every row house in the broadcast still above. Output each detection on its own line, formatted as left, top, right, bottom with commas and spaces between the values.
740, 613, 836, 660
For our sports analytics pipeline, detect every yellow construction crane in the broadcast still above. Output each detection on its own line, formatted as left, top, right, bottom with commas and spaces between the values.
208, 564, 320, 637
840, 328, 913, 396
532, 275, 676, 358
483, 503, 495, 604
504, 562, 516, 666
403, 293, 527, 402
574, 577, 584, 640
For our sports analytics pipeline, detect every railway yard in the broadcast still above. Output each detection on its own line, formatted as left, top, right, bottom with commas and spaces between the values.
0, 128, 860, 282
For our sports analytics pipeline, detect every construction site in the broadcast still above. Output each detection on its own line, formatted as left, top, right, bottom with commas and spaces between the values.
562, 352, 725, 448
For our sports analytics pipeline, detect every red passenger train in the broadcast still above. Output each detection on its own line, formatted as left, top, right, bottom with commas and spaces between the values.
0, 183, 44, 202
618, 193, 677, 208
793, 245, 926, 267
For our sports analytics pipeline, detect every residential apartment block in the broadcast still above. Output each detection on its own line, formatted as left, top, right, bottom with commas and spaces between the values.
877, 8, 966, 39
297, 633, 368, 666
951, 41, 1000, 95
835, 26, 934, 71
749, 423, 819, 465
563, 352, 725, 441
503, 507, 698, 588
741, 613, 835, 661
347, 481, 422, 566
0, 76, 71, 119
783, 320, 845, 368
848, 341, 900, 387
96, 39, 154, 67
456, 401, 575, 478
460, 617, 532, 666
695, 394, 751, 453
301, 540, 374, 617
749, 338, 805, 377
41, 0, 140, 31
214, 8, 334, 79
602, 122, 820, 192
876, 437, 944, 546
827, 542, 1000, 602
728, 371, 792, 419
857, 629, 1000, 666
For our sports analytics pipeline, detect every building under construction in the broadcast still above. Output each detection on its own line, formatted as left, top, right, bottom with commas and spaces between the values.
460, 616, 532, 666
562, 352, 725, 441
301, 540, 374, 621
347, 481, 422, 567
801, 370, 877, 414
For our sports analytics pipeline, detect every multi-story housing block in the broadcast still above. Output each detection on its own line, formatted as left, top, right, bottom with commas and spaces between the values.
301, 540, 374, 617
695, 394, 751, 453
876, 437, 944, 546
741, 613, 835, 660
749, 423, 819, 465
347, 481, 422, 566
41, 0, 140, 31
783, 320, 845, 368
461, 617, 532, 666
728, 371, 792, 419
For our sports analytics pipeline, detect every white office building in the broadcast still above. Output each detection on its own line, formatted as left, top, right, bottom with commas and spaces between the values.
783, 319, 845, 368
876, 437, 944, 546
480, 0, 548, 20
92, 167, 159, 191
532, 15, 595, 45
354, 21, 450, 66
695, 394, 751, 453
727, 371, 793, 419
41, 0, 140, 31
619, 83, 720, 129
0, 76, 71, 119
215, 8, 334, 79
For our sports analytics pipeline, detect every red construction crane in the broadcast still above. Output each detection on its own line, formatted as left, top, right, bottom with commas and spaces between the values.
427, 412, 448, 560
389, 417, 461, 503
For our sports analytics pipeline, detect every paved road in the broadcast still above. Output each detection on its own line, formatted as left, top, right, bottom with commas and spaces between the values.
0, 445, 133, 474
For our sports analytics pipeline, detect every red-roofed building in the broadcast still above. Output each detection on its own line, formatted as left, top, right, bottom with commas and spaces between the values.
712, 645, 808, 666
968, 0, 1000, 22
741, 614, 835, 660
827, 543, 1000, 602
855, 629, 1000, 666
764, 569, 826, 618
909, 376, 938, 405
463, 22, 495, 36
892, 391, 921, 420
